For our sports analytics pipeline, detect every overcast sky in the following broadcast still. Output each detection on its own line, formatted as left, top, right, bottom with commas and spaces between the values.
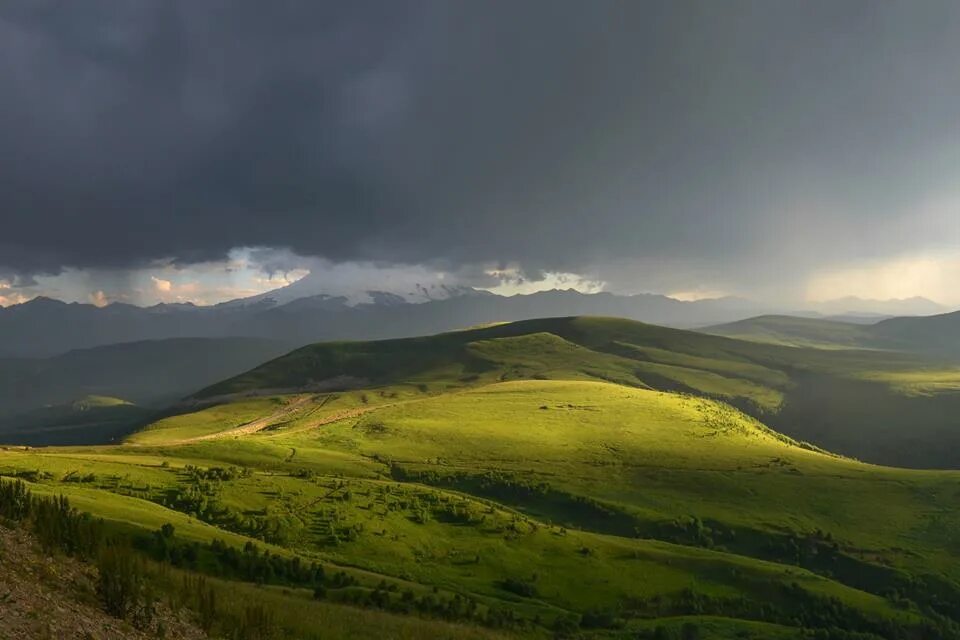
3, 1, 960, 307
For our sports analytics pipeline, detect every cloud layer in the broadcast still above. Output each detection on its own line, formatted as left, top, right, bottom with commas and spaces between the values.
3, 1, 960, 301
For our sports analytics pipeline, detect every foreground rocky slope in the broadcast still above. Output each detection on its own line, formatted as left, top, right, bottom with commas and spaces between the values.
0, 524, 202, 640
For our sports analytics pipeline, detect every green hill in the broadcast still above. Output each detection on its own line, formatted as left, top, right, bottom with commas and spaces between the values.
703, 315, 882, 349
195, 316, 919, 402
2, 316, 960, 638
4, 382, 956, 639
194, 316, 960, 468
706, 310, 960, 357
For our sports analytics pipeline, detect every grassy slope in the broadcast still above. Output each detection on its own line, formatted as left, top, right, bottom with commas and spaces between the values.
1, 381, 956, 636
5, 317, 960, 637
294, 381, 960, 575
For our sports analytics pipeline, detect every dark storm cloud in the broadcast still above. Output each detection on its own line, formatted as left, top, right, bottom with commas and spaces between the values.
2, 0, 960, 280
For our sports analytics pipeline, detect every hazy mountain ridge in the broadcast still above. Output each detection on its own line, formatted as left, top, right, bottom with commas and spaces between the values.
3, 288, 949, 359
805, 295, 945, 316
706, 309, 960, 354
0, 289, 770, 357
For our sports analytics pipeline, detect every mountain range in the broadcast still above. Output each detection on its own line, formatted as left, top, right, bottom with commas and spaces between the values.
0, 288, 771, 358
2, 284, 956, 444
1, 283, 947, 359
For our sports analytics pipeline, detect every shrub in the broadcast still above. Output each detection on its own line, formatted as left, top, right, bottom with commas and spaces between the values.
500, 577, 538, 598
97, 544, 152, 626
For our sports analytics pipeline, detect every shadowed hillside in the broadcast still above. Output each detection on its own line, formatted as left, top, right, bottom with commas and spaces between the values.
703, 315, 883, 349
706, 311, 960, 355
871, 309, 960, 353
0, 337, 295, 445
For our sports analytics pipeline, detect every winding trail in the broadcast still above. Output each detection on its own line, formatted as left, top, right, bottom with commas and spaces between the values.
185, 395, 315, 442
182, 398, 385, 443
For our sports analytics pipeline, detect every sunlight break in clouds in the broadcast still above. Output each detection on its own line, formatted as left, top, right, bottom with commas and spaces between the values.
0, 248, 315, 308
480, 269, 606, 297
88, 290, 109, 307
667, 289, 730, 302
141, 253, 311, 305
0, 280, 30, 307
151, 276, 173, 293
805, 253, 960, 306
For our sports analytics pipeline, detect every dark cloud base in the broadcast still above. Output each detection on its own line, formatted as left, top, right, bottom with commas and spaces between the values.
2, 1, 959, 286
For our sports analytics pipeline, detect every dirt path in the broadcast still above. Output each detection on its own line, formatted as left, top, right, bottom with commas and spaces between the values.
185, 395, 316, 442
182, 398, 385, 444
270, 405, 379, 436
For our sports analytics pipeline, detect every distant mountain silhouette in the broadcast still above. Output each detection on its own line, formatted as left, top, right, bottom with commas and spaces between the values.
810, 296, 944, 317
3, 288, 952, 360
0, 290, 769, 358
